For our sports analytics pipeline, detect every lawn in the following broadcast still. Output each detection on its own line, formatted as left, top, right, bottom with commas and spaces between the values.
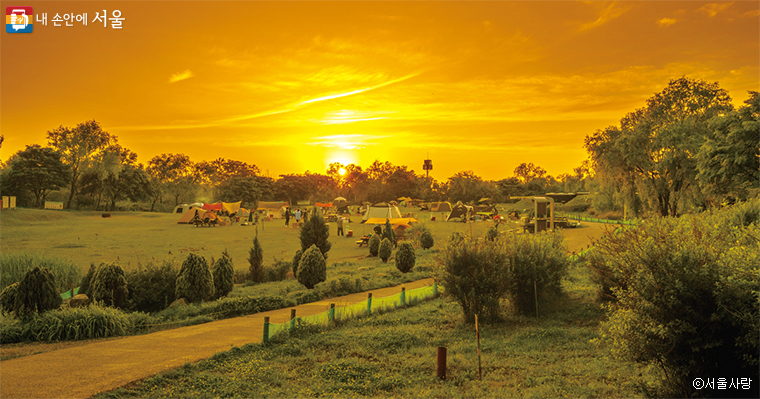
97, 263, 656, 398
0, 207, 505, 274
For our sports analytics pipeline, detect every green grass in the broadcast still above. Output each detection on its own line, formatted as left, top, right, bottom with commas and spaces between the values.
97, 264, 657, 398
0, 207, 500, 277
0, 251, 82, 292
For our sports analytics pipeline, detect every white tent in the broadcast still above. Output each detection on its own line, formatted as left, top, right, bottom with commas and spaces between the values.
172, 203, 204, 214
361, 202, 402, 223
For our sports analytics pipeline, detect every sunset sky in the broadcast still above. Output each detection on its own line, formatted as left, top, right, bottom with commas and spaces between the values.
2, 1, 758, 181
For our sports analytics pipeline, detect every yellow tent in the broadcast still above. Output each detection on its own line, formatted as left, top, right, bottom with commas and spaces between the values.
364, 217, 418, 226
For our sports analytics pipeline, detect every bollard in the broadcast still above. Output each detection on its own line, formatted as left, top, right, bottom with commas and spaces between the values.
263, 317, 270, 344
433, 282, 438, 297
367, 293, 373, 314
400, 287, 406, 307
290, 309, 296, 330
329, 303, 335, 322
437, 347, 447, 380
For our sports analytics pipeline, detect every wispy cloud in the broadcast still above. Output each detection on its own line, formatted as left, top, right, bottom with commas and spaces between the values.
699, 2, 734, 17
169, 69, 194, 83
579, 2, 629, 31
657, 18, 677, 27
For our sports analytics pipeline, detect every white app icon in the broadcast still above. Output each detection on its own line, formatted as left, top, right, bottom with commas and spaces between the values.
10, 9, 29, 31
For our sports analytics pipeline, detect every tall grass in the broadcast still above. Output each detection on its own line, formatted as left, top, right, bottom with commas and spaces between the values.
1, 252, 82, 293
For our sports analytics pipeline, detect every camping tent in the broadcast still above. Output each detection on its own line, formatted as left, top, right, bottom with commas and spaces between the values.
257, 201, 289, 218
173, 203, 204, 214
202, 201, 241, 214
178, 208, 223, 224
363, 217, 418, 226
446, 203, 474, 221
361, 203, 402, 223
430, 201, 453, 212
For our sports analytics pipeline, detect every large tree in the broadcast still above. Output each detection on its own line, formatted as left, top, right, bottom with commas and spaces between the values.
146, 153, 197, 206
46, 120, 113, 209
697, 91, 760, 202
4, 145, 71, 208
585, 77, 733, 216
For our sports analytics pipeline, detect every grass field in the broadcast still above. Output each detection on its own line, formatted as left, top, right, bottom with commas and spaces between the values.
97, 263, 656, 398
0, 207, 513, 275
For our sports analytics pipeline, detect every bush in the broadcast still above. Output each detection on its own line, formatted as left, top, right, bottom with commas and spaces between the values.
249, 235, 264, 283
0, 304, 153, 344
264, 258, 291, 282
395, 242, 416, 273
92, 262, 129, 308
587, 202, 760, 398
79, 263, 96, 299
0, 282, 19, 314
297, 245, 327, 289
1, 252, 81, 293
175, 253, 214, 303
379, 238, 393, 263
299, 213, 331, 259
213, 251, 235, 299
407, 223, 432, 249
382, 219, 396, 247
486, 225, 499, 241
292, 249, 303, 277
437, 238, 505, 323
420, 230, 434, 250
368, 234, 381, 257
14, 267, 62, 318
126, 260, 177, 313
501, 232, 569, 315
233, 269, 249, 284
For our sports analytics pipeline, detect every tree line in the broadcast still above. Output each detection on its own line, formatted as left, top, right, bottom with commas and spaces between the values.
2, 77, 756, 215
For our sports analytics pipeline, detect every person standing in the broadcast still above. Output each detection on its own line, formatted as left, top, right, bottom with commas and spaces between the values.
285, 207, 291, 226
303, 208, 310, 223
337, 216, 344, 236
295, 208, 302, 224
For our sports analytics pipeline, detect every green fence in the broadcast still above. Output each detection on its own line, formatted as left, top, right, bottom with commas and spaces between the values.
567, 215, 638, 225
61, 287, 80, 299
265, 283, 439, 342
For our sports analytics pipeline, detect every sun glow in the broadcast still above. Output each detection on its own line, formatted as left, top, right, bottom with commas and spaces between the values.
338, 167, 347, 176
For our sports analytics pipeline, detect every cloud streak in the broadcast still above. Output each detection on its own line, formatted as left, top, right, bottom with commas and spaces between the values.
169, 69, 194, 83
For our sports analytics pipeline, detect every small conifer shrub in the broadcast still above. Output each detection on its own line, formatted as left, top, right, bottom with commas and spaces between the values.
369, 234, 381, 257
92, 262, 129, 308
175, 253, 214, 303
15, 266, 62, 318
395, 241, 416, 273
297, 245, 327, 289
213, 250, 235, 299
379, 238, 393, 263
248, 235, 264, 283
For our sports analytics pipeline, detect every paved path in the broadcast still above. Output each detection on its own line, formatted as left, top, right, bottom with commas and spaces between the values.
0, 279, 434, 399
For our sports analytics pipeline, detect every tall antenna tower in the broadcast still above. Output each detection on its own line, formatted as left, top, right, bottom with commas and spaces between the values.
423, 153, 433, 178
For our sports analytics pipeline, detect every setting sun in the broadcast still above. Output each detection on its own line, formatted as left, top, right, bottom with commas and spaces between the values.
338, 167, 347, 176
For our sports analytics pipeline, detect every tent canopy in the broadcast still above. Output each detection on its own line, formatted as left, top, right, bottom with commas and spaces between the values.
430, 201, 452, 212
201, 201, 241, 214
364, 217, 418, 226
315, 202, 333, 208
177, 208, 221, 224
361, 202, 402, 222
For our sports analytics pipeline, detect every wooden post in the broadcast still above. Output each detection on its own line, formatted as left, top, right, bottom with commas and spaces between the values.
534, 280, 539, 318
475, 314, 482, 380
400, 287, 406, 307
263, 316, 270, 343
433, 282, 438, 297
329, 303, 335, 322
437, 347, 447, 380
290, 309, 296, 330
367, 293, 372, 314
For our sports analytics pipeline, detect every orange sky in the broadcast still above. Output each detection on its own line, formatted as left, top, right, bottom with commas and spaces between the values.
2, 1, 758, 181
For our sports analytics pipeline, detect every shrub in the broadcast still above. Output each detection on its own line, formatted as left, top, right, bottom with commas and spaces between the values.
297, 245, 327, 289
486, 225, 499, 241
14, 267, 62, 318
264, 258, 291, 282
379, 238, 393, 263
382, 219, 396, 247
437, 238, 505, 323
368, 234, 381, 257
0, 252, 81, 293
175, 253, 214, 303
407, 223, 432, 249
233, 269, 249, 284
126, 260, 177, 313
395, 242, 415, 273
248, 235, 264, 283
292, 249, 303, 277
79, 263, 96, 299
501, 232, 569, 315
420, 230, 434, 250
91, 262, 129, 308
0, 282, 19, 314
299, 213, 332, 259
587, 203, 760, 398
213, 251, 235, 299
